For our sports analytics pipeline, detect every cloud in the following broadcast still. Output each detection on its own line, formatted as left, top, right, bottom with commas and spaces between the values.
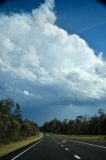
24, 90, 30, 96
0, 0, 9, 5
0, 0, 106, 123
23, 89, 42, 99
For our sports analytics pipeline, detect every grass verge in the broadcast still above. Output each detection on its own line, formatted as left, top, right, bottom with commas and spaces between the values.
54, 134, 106, 141
0, 132, 43, 157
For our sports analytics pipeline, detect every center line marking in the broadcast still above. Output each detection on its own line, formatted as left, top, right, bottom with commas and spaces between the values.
65, 148, 69, 150
74, 155, 81, 159
56, 136, 106, 149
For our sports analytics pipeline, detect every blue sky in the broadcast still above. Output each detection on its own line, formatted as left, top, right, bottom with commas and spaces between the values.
0, 0, 106, 124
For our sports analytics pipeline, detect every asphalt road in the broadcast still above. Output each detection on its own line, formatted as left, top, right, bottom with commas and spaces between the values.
1, 134, 106, 160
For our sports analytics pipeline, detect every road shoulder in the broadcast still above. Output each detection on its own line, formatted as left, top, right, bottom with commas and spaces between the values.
0, 132, 43, 159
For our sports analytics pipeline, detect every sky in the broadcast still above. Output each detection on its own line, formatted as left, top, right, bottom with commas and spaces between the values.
0, 0, 106, 125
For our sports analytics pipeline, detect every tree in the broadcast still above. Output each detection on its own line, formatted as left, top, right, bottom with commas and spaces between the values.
41, 109, 106, 135
14, 103, 22, 122
0, 113, 11, 137
0, 98, 39, 140
9, 119, 21, 137
21, 120, 32, 137
98, 109, 105, 116
0, 98, 14, 116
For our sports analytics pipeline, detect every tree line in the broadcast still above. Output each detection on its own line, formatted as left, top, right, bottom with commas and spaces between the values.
41, 109, 106, 135
0, 98, 39, 140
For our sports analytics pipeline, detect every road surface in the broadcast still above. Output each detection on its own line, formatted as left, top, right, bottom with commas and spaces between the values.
1, 134, 106, 160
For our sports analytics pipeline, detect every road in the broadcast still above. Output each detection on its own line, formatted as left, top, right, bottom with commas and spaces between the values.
1, 134, 106, 160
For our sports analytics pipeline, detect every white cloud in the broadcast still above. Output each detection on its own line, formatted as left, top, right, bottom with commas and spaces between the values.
0, 0, 106, 103
23, 90, 42, 99
24, 90, 30, 96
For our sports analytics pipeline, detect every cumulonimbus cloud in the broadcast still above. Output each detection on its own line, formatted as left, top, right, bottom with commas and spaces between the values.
0, 0, 106, 103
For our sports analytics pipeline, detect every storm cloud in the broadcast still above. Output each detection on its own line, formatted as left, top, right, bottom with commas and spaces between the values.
0, 0, 106, 124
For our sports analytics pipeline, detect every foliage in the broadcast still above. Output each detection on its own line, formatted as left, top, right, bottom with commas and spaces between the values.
0, 98, 39, 143
0, 133, 43, 157
41, 110, 106, 135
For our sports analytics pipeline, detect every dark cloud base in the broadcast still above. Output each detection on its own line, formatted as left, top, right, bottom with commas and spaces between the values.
0, 0, 9, 4
97, 0, 106, 5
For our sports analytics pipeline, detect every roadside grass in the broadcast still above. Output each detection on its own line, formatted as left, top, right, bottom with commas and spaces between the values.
0, 132, 43, 157
53, 133, 106, 141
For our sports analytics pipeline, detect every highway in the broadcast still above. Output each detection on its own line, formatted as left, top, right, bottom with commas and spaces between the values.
1, 134, 106, 160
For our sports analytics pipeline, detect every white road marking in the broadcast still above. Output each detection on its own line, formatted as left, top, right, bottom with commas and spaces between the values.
69, 139, 106, 149
65, 148, 69, 150
74, 155, 81, 159
57, 136, 106, 149
61, 144, 63, 147
11, 138, 43, 160
62, 140, 66, 143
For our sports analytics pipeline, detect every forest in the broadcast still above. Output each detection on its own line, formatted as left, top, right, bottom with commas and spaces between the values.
41, 109, 106, 135
0, 97, 106, 142
0, 98, 39, 143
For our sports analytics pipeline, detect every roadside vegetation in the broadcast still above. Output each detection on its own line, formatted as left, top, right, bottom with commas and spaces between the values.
52, 134, 106, 141
0, 132, 43, 157
41, 109, 106, 141
0, 98, 42, 156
